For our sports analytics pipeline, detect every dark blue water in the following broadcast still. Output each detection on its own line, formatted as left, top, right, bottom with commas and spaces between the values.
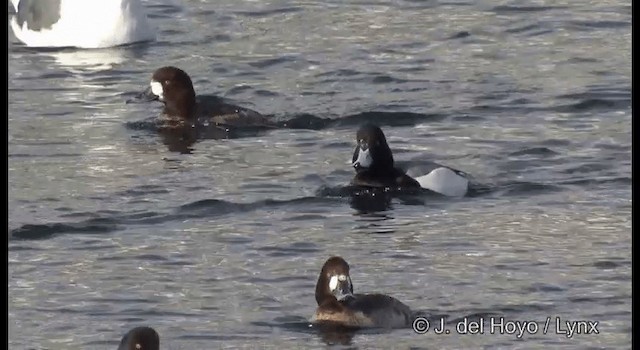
8, 0, 631, 348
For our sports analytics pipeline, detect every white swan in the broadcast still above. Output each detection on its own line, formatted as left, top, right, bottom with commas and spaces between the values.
10, 0, 156, 49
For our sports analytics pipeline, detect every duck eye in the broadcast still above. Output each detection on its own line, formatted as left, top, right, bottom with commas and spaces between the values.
165, 80, 170, 85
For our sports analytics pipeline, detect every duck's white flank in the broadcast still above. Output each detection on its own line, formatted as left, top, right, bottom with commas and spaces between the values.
415, 167, 469, 197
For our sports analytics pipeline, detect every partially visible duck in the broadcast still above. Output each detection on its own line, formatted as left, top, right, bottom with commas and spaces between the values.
118, 326, 159, 350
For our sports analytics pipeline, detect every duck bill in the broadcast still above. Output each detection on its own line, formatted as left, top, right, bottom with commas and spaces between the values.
335, 280, 353, 300
329, 275, 353, 301
352, 146, 372, 171
126, 85, 159, 104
